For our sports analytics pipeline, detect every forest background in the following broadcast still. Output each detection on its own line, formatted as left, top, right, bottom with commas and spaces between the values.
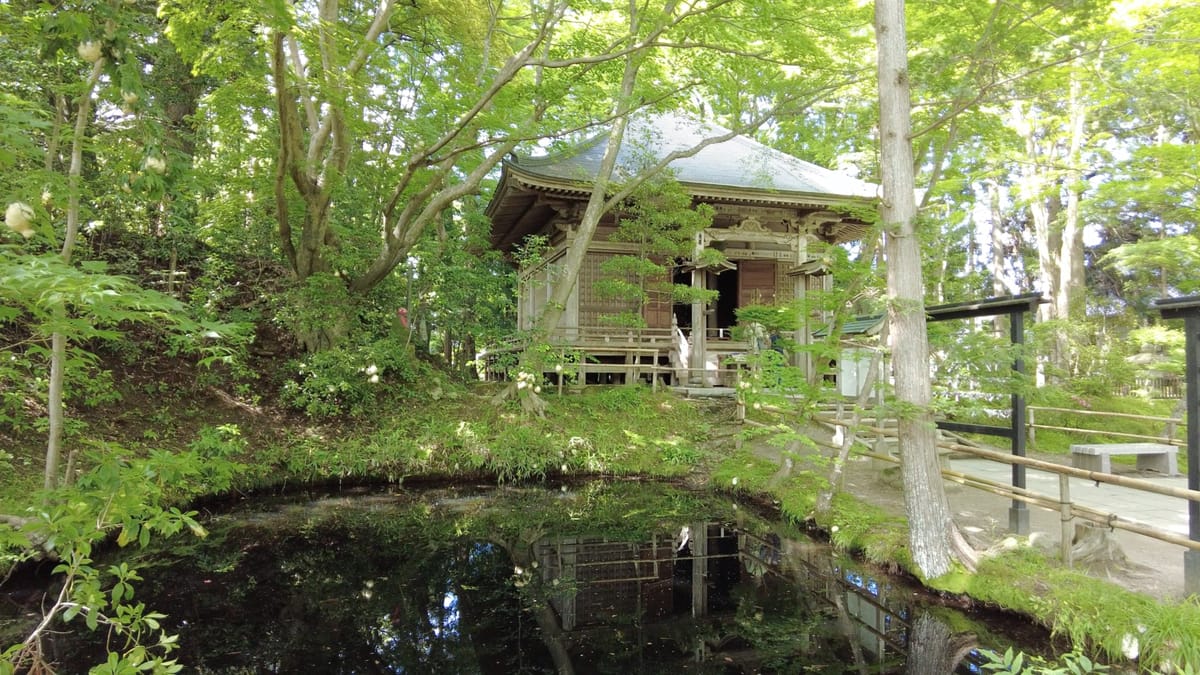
4, 0, 1195, 413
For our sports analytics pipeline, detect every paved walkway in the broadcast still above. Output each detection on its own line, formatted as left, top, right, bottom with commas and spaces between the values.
938, 455, 1196, 599
950, 456, 1193, 537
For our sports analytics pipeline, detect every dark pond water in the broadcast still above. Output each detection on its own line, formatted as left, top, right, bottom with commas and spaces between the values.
4, 481, 1052, 673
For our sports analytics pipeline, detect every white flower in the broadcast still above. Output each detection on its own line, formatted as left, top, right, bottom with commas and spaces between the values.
41, 190, 52, 205
5, 202, 34, 238
368, 374, 380, 384
513, 566, 524, 576
831, 525, 840, 533
365, 364, 378, 375
752, 402, 762, 410
554, 364, 563, 373
77, 41, 102, 63
534, 386, 542, 394
1121, 633, 1139, 660
516, 380, 528, 390
561, 464, 568, 473
145, 156, 166, 174
731, 476, 739, 486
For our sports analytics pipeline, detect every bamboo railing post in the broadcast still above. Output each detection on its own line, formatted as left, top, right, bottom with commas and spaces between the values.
1059, 473, 1073, 566
1028, 407, 1036, 447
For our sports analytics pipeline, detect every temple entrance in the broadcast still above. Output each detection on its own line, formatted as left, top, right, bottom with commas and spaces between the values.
672, 269, 691, 331
714, 269, 738, 336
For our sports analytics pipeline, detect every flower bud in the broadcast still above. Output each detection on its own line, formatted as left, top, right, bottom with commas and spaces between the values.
78, 41, 102, 63
5, 202, 34, 238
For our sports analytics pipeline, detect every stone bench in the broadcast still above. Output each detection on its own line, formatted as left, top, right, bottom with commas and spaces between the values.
1070, 442, 1180, 476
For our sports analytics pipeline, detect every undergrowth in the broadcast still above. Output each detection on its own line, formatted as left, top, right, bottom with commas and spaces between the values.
252, 385, 714, 486
965, 548, 1200, 671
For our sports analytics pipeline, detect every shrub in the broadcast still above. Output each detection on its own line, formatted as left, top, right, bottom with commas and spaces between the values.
280, 337, 429, 418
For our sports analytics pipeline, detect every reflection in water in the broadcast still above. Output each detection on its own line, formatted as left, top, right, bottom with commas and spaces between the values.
3, 484, 1046, 673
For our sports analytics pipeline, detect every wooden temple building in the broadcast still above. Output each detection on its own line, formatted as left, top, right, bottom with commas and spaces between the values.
485, 114, 878, 386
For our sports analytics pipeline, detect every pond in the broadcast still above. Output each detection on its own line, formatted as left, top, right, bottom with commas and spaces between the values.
4, 481, 1052, 673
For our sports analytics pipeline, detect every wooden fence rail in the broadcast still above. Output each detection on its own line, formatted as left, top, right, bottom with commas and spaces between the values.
1026, 405, 1186, 447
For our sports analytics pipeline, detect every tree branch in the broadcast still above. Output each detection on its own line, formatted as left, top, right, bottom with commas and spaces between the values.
305, 0, 396, 170
286, 35, 320, 133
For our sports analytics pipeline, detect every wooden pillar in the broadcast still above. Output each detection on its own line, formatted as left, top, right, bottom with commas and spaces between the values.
691, 522, 708, 617
794, 232, 812, 380
1157, 296, 1200, 595
1010, 306, 1030, 534
690, 269, 707, 385
793, 273, 811, 380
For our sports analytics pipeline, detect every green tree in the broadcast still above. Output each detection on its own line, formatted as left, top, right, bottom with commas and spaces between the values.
164, 0, 704, 351
1092, 4, 1200, 308
1, 0, 248, 489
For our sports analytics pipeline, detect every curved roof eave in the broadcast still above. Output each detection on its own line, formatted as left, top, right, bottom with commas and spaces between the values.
504, 162, 878, 210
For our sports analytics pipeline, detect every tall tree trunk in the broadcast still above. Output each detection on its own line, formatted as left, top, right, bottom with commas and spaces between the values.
875, 0, 961, 579
1013, 102, 1063, 325
1012, 101, 1065, 382
1057, 70, 1087, 323
986, 182, 1016, 297
45, 59, 105, 491
904, 613, 977, 674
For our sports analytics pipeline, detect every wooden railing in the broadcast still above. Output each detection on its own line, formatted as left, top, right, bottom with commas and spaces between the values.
811, 412, 1199, 567
1026, 405, 1186, 447
1118, 376, 1184, 399
479, 325, 753, 385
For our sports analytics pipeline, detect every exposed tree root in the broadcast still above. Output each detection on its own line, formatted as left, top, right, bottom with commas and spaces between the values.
489, 381, 547, 418
1071, 523, 1141, 579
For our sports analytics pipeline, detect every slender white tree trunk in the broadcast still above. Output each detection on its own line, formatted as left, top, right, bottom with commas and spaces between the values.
45, 59, 105, 490
875, 0, 959, 579
1058, 70, 1087, 323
